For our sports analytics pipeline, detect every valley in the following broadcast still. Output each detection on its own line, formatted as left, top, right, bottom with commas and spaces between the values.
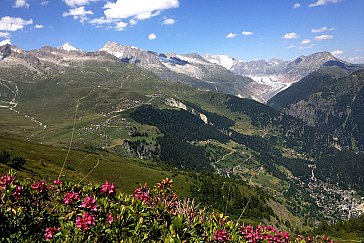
0, 42, 363, 240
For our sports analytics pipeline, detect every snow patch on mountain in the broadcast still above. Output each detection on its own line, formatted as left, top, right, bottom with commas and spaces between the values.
250, 76, 292, 91
176, 53, 207, 64
248, 76, 293, 102
204, 54, 240, 70
0, 39, 11, 46
162, 60, 205, 79
99, 42, 143, 58
99, 42, 161, 66
58, 42, 81, 52
99, 43, 126, 58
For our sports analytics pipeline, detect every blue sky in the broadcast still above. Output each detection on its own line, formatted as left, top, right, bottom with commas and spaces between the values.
0, 0, 363, 62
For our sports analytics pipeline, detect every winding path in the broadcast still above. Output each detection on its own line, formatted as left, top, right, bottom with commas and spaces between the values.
0, 78, 46, 129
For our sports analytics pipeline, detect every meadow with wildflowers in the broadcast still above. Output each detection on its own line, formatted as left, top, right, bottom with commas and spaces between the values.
0, 172, 337, 242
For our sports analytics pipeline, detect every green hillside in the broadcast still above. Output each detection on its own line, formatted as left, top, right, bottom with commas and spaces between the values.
268, 68, 364, 151
0, 136, 280, 227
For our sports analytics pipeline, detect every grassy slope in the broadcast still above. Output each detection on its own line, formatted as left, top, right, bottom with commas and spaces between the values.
0, 136, 192, 196
1, 136, 282, 228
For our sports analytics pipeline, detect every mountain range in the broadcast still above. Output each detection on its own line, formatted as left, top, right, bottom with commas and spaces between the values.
206, 52, 364, 102
98, 42, 363, 102
1, 41, 362, 103
99, 42, 255, 99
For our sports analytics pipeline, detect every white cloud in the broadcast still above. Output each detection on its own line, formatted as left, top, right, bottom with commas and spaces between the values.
129, 19, 138, 26
0, 32, 10, 38
282, 32, 300, 39
63, 0, 99, 7
346, 56, 364, 64
288, 45, 296, 49
226, 33, 237, 39
331, 50, 343, 56
148, 33, 157, 40
314, 34, 333, 41
40, 1, 48, 6
63, 7, 94, 23
293, 3, 301, 9
0, 16, 33, 32
301, 39, 311, 44
89, 17, 114, 26
309, 0, 340, 7
115, 21, 128, 31
242, 31, 254, 36
89, 16, 136, 30
89, 17, 132, 31
311, 26, 335, 33
163, 18, 175, 25
104, 0, 179, 20
35, 24, 44, 29
14, 0, 29, 8
0, 39, 12, 46
135, 11, 158, 20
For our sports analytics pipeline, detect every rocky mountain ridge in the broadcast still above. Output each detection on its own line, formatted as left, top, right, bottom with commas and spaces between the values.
206, 52, 363, 102
1, 42, 362, 104
98, 42, 255, 98
0, 43, 121, 73
268, 68, 364, 150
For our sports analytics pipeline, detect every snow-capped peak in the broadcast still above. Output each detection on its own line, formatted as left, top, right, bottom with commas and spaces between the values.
204, 54, 240, 70
101, 41, 122, 49
99, 42, 125, 58
58, 42, 80, 52
99, 42, 145, 59
0, 39, 12, 46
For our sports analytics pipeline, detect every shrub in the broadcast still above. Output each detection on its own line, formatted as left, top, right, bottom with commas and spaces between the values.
0, 150, 26, 169
0, 150, 11, 164
9, 156, 26, 169
0, 172, 335, 242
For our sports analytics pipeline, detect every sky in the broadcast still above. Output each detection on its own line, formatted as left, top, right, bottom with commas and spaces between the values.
0, 0, 364, 63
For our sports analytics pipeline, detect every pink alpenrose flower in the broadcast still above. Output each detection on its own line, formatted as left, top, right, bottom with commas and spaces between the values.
63, 191, 80, 204
81, 196, 98, 211
101, 181, 116, 195
31, 181, 48, 193
213, 229, 230, 242
0, 175, 15, 190
76, 212, 95, 231
44, 227, 60, 241
12, 185, 22, 200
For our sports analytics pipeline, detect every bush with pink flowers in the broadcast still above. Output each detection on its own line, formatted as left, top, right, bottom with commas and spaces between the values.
0, 172, 336, 242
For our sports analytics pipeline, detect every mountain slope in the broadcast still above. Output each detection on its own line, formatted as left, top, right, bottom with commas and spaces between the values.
207, 52, 359, 102
282, 52, 339, 82
230, 59, 288, 77
230, 52, 339, 83
268, 68, 364, 150
204, 53, 240, 70
99, 42, 254, 98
